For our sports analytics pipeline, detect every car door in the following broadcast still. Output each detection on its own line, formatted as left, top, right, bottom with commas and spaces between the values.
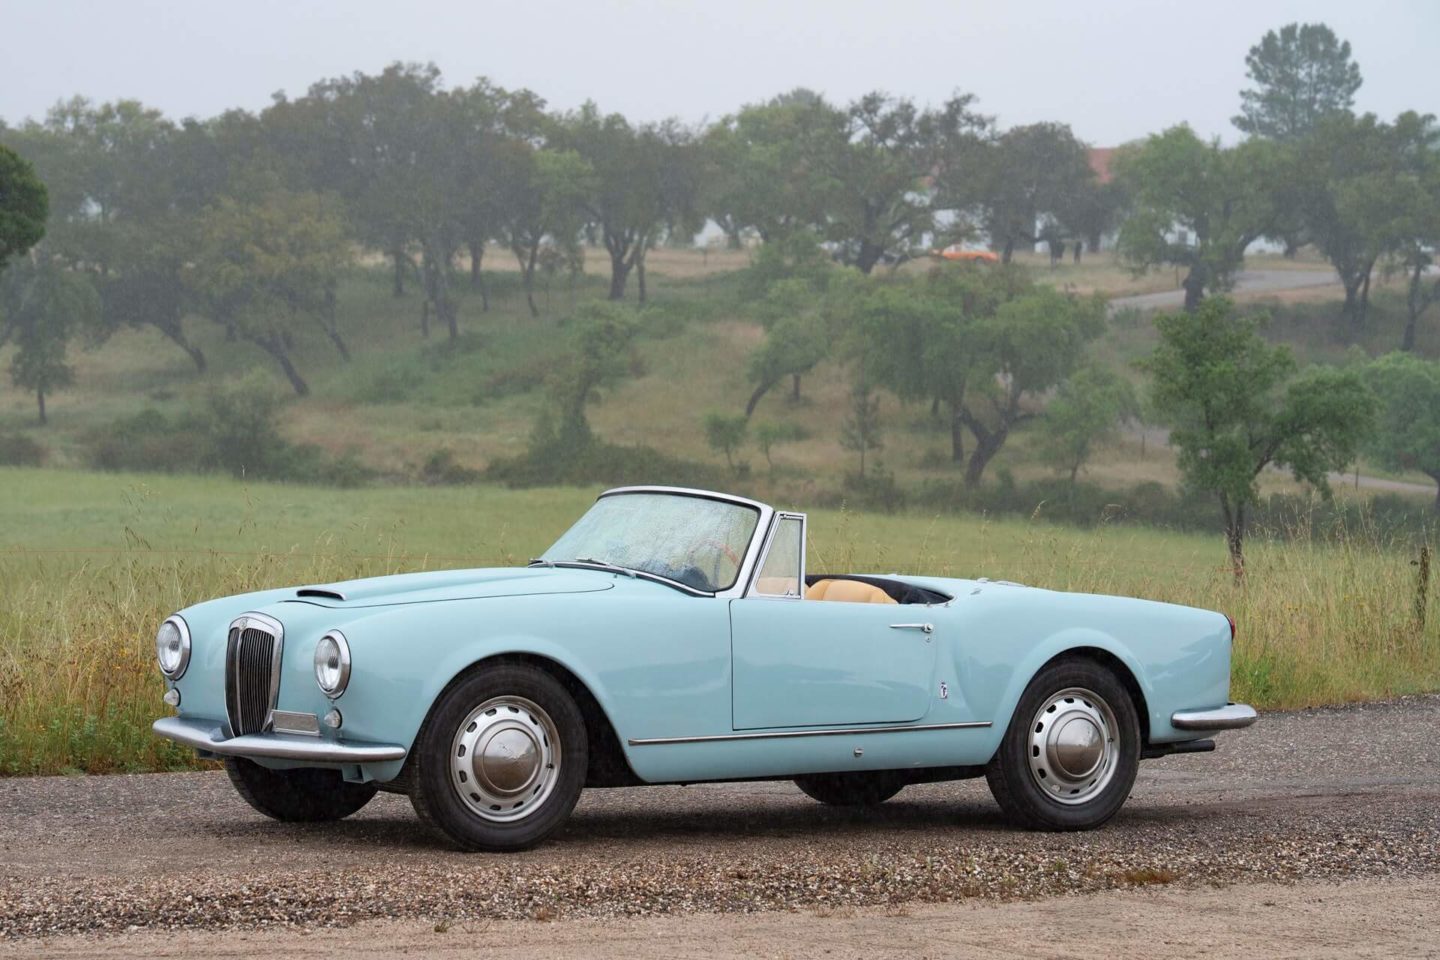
729, 514, 939, 729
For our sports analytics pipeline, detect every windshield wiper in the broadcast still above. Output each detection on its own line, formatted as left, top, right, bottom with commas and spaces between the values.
572, 557, 638, 578
531, 556, 638, 578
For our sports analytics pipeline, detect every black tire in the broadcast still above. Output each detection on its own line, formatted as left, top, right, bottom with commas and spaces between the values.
794, 771, 906, 806
409, 663, 587, 852
224, 757, 378, 822
985, 657, 1140, 831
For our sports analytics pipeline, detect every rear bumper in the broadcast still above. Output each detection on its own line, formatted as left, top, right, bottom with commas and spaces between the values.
1170, 703, 1258, 731
153, 716, 407, 764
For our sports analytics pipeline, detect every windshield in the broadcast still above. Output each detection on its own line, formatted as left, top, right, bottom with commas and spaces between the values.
539, 492, 760, 593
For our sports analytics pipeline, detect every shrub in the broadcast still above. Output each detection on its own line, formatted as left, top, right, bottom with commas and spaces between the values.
420, 448, 480, 485
0, 433, 47, 467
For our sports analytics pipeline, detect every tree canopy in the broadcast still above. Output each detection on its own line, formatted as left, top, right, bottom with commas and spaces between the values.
1115, 126, 1281, 310
0, 145, 48, 272
1362, 352, 1440, 511
1234, 22, 1363, 141
1142, 299, 1375, 574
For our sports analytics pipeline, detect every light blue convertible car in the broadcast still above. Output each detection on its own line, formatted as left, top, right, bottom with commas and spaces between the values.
153, 485, 1255, 850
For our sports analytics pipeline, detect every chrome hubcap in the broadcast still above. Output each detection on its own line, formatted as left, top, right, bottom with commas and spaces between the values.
450, 696, 560, 822
1027, 687, 1118, 805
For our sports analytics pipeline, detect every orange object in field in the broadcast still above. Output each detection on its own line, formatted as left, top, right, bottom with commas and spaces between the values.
933, 245, 998, 264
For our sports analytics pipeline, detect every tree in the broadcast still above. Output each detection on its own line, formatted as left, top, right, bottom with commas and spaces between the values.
189, 184, 350, 395
1299, 111, 1440, 333
1115, 127, 1281, 310
958, 286, 1107, 487
825, 91, 990, 274
839, 379, 883, 478
1142, 299, 1375, 577
703, 412, 748, 474
701, 90, 842, 246
293, 64, 439, 300
498, 144, 593, 317
1362, 353, 1440, 511
1234, 23, 1362, 141
537, 302, 640, 450
554, 104, 700, 302
0, 145, 48, 271
1040, 366, 1140, 487
973, 123, 1095, 263
754, 422, 796, 475
0, 255, 100, 424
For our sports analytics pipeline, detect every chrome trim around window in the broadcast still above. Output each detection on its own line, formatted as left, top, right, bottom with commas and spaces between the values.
628, 720, 992, 746
1171, 703, 1257, 731
153, 716, 405, 763
744, 511, 807, 600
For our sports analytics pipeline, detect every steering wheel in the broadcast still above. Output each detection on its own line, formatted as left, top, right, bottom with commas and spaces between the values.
681, 537, 741, 590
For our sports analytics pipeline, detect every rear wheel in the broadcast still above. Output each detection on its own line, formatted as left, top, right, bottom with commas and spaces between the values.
224, 757, 378, 822
794, 771, 906, 806
985, 658, 1140, 831
409, 663, 587, 852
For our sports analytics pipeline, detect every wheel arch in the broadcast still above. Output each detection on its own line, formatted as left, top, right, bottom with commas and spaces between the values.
982, 632, 1158, 761
407, 651, 642, 790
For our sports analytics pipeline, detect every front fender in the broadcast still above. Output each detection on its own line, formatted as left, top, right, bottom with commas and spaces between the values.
983, 627, 1159, 748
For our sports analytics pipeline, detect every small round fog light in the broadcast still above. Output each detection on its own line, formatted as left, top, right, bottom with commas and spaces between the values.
163, 687, 181, 707
322, 708, 343, 729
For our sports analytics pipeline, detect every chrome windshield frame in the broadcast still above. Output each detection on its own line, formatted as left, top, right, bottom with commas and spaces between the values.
585, 486, 776, 599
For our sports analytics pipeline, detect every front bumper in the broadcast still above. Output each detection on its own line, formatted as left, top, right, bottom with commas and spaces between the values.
1170, 702, 1258, 731
153, 716, 407, 764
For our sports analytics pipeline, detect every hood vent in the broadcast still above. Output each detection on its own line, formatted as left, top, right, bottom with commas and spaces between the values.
296, 588, 347, 601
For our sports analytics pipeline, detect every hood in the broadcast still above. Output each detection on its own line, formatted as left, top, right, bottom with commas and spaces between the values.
281, 566, 614, 609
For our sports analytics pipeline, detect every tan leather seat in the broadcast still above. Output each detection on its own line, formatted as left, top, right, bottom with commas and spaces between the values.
805, 578, 897, 604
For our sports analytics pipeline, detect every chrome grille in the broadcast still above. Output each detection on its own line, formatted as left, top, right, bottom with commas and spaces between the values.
225, 615, 283, 736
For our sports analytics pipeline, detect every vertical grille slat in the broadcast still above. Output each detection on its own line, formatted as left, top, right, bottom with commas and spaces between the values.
224, 617, 283, 736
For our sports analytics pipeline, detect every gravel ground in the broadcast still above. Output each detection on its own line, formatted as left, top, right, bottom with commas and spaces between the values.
1, 695, 1438, 941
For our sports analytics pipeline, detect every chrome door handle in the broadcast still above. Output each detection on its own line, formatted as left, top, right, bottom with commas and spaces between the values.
889, 623, 934, 634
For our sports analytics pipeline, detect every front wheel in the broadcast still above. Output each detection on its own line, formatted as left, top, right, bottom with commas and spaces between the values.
224, 757, 378, 822
409, 663, 587, 852
985, 658, 1140, 831
794, 771, 906, 806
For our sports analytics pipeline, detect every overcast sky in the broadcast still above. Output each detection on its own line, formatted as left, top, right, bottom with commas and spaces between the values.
2, 0, 1434, 146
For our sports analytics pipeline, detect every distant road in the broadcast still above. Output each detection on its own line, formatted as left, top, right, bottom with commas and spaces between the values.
1109, 268, 1340, 312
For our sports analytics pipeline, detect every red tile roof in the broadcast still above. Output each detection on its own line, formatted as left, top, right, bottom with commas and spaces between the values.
1088, 147, 1116, 184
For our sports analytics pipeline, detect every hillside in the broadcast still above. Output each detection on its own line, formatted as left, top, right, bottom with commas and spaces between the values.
0, 247, 1432, 510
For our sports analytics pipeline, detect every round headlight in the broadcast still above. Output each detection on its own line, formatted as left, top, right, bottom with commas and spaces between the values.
155, 616, 191, 679
314, 631, 351, 698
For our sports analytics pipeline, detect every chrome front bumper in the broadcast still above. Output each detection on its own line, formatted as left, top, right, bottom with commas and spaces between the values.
153, 716, 407, 763
1171, 703, 1258, 731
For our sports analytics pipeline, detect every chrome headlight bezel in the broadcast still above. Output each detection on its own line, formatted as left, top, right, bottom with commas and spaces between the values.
156, 615, 192, 680
313, 630, 352, 699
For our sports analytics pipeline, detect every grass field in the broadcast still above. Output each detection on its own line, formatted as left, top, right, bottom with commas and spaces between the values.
2, 467, 1435, 775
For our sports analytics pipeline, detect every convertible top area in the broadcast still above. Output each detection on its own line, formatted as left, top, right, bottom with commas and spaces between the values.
804, 574, 952, 606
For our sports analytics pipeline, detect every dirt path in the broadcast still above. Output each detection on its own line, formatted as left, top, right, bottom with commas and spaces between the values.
2, 696, 1438, 950
5, 877, 1435, 960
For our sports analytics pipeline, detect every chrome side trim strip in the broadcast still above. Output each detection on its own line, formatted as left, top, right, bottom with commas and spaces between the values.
154, 717, 406, 763
628, 721, 991, 746
1171, 703, 1258, 731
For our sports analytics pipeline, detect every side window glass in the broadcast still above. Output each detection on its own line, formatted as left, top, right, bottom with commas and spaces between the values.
753, 517, 802, 597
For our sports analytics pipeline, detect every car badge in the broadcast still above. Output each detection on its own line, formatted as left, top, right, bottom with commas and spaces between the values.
938, 681, 949, 700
